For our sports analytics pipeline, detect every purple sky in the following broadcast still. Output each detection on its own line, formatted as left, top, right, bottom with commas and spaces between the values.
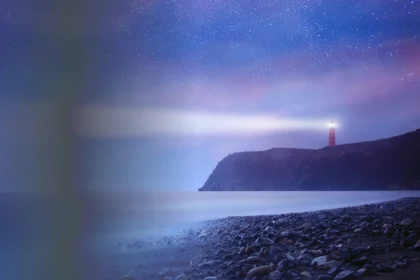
1, 0, 420, 191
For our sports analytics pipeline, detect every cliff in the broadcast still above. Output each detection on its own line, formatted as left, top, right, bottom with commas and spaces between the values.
198, 128, 420, 191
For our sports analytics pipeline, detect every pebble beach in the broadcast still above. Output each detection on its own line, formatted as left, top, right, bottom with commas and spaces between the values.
113, 197, 420, 280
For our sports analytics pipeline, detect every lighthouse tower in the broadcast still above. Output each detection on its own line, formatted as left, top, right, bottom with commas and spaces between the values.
329, 120, 336, 146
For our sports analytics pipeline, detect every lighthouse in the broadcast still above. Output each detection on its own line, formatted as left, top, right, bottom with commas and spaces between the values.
329, 120, 336, 146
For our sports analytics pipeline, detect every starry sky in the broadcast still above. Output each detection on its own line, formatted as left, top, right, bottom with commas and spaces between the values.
1, 0, 420, 192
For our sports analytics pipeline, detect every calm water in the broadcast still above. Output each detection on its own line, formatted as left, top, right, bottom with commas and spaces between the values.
93, 190, 420, 248
3, 191, 420, 280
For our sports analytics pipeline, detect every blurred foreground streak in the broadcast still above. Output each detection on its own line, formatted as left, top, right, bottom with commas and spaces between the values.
0, 0, 103, 279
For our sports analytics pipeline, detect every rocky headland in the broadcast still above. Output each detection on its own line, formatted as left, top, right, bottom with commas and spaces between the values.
199, 128, 420, 191
118, 197, 420, 280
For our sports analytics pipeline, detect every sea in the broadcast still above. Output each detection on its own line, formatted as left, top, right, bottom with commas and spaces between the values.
93, 191, 420, 245
2, 190, 420, 280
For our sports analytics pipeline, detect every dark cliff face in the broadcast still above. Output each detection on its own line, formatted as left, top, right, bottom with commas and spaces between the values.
198, 129, 420, 191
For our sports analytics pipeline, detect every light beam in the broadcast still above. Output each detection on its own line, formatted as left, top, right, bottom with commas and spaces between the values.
73, 105, 337, 138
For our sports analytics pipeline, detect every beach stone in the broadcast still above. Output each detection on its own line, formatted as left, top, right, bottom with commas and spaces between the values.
342, 214, 351, 221
121, 275, 135, 280
376, 263, 394, 272
319, 222, 327, 229
175, 274, 186, 280
330, 230, 340, 236
328, 267, 342, 276
333, 270, 357, 280
401, 232, 418, 247
268, 270, 283, 280
159, 268, 172, 276
372, 219, 381, 226
318, 275, 333, 280
245, 256, 262, 264
245, 246, 256, 254
352, 256, 368, 265
270, 246, 281, 257
394, 261, 408, 268
278, 259, 294, 271
298, 253, 314, 263
309, 250, 323, 257
316, 275, 334, 280
190, 255, 202, 266
287, 269, 300, 278
339, 249, 353, 262
203, 277, 217, 280
311, 256, 328, 266
198, 261, 214, 269
367, 245, 376, 255
414, 244, 420, 251
300, 271, 311, 278
316, 260, 341, 270
285, 253, 296, 261
400, 218, 413, 226
246, 265, 274, 278
356, 268, 376, 277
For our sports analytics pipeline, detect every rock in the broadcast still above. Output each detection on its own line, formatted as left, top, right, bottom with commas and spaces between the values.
317, 275, 334, 280
203, 277, 217, 280
198, 261, 214, 269
285, 253, 296, 261
367, 245, 376, 255
376, 263, 394, 272
339, 249, 354, 263
400, 218, 414, 226
256, 237, 274, 245
401, 238, 415, 247
356, 268, 376, 277
401, 232, 419, 247
243, 256, 261, 264
121, 276, 135, 280
159, 268, 172, 276
319, 222, 327, 229
414, 244, 420, 251
270, 246, 281, 257
353, 228, 362, 233
190, 255, 202, 266
330, 230, 340, 236
269, 270, 283, 280
245, 246, 256, 254
175, 274, 186, 280
372, 219, 382, 226
300, 271, 311, 278
309, 250, 323, 257
298, 253, 314, 263
287, 270, 300, 278
342, 214, 351, 221
278, 259, 294, 271
394, 261, 408, 268
352, 256, 369, 265
333, 270, 357, 280
316, 260, 341, 270
328, 267, 342, 276
311, 256, 328, 266
246, 265, 274, 278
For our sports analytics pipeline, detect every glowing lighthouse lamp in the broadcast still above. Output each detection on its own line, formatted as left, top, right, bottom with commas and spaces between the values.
328, 120, 336, 146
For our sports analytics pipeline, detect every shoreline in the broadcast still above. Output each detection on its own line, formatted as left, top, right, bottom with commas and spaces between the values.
111, 197, 420, 280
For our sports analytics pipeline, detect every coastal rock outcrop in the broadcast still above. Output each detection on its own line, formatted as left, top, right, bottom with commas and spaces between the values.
199, 128, 420, 191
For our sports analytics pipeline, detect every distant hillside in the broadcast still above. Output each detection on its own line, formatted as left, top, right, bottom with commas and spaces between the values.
198, 129, 420, 191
